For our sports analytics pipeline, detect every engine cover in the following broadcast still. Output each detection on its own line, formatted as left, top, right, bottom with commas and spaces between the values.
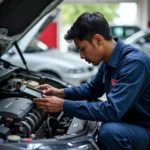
0, 97, 33, 119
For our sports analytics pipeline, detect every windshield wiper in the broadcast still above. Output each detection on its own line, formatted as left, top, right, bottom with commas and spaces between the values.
14, 42, 30, 75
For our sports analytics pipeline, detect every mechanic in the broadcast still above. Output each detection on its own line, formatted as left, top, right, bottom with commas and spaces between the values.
33, 12, 150, 150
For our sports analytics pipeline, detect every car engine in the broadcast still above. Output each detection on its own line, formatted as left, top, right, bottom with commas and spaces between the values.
0, 97, 46, 138
0, 61, 77, 141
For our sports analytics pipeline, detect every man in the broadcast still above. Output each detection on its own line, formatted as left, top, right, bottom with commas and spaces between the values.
33, 12, 150, 150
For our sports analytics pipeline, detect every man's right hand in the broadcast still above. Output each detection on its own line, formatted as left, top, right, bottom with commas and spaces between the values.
35, 84, 65, 98
36, 84, 51, 91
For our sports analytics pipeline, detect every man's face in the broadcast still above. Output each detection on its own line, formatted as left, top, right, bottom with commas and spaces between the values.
74, 37, 105, 66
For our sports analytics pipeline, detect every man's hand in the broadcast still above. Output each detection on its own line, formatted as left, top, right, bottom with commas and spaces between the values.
35, 84, 65, 98
33, 95, 65, 112
36, 84, 51, 91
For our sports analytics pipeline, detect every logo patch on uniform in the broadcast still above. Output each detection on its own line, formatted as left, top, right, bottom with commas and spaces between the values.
111, 79, 118, 86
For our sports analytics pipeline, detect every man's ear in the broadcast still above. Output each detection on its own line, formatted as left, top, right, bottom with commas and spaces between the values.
94, 34, 103, 45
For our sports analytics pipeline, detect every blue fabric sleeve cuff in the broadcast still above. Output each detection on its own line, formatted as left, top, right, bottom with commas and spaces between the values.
64, 88, 73, 97
63, 100, 77, 116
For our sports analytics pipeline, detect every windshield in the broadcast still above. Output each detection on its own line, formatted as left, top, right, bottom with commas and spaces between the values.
8, 8, 60, 54
124, 30, 145, 44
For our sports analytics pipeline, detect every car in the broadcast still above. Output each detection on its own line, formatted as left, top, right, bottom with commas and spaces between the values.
124, 30, 150, 56
68, 25, 141, 53
109, 25, 141, 40
0, 0, 99, 150
2, 9, 97, 86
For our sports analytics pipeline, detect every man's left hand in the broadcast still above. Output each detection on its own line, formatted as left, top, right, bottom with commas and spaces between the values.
33, 95, 65, 112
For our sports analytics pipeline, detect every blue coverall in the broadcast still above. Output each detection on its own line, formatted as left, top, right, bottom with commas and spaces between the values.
63, 39, 150, 150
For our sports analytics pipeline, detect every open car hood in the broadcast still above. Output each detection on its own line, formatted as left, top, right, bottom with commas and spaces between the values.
0, 0, 63, 56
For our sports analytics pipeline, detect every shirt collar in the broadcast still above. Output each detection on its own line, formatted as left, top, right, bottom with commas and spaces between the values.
108, 38, 126, 68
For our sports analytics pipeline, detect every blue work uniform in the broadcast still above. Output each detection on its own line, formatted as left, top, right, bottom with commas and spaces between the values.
63, 39, 150, 150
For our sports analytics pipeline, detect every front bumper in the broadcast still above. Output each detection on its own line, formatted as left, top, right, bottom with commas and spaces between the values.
1, 139, 99, 150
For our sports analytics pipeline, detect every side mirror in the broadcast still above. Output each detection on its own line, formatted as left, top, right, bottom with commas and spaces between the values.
136, 38, 145, 45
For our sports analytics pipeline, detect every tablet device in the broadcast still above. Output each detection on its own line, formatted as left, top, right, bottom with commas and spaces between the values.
20, 85, 42, 99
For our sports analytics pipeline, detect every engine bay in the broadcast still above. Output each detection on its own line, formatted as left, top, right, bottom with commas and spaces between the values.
0, 60, 90, 142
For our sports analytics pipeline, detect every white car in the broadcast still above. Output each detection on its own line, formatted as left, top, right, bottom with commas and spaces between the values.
3, 46, 97, 86
124, 30, 150, 56
2, 11, 97, 86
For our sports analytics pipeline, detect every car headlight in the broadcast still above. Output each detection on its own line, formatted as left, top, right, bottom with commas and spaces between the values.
68, 68, 85, 74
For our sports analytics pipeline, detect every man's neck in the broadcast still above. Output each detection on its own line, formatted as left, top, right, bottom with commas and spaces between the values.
103, 39, 117, 63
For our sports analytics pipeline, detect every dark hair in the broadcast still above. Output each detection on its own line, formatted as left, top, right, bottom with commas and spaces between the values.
64, 12, 112, 42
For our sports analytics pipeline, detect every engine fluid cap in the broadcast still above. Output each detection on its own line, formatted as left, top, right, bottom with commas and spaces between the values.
7, 135, 21, 142
27, 80, 39, 88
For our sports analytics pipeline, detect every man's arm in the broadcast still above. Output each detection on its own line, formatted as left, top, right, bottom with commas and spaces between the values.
63, 60, 149, 121
37, 63, 105, 100
64, 63, 105, 100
